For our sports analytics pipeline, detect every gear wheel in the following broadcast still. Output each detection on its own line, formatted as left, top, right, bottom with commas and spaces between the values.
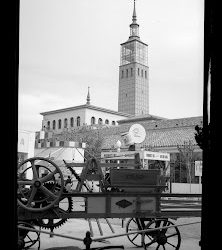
34, 182, 73, 230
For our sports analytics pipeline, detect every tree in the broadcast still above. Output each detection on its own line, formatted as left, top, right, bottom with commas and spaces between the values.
177, 141, 194, 192
194, 124, 211, 151
79, 128, 104, 160
194, 125, 204, 150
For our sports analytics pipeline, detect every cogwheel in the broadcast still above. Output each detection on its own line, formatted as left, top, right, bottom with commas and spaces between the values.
34, 182, 73, 230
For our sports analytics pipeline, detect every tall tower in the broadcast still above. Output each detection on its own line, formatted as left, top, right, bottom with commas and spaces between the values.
118, 0, 149, 116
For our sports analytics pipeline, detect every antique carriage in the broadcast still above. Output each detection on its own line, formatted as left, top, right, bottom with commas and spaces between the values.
17, 151, 201, 250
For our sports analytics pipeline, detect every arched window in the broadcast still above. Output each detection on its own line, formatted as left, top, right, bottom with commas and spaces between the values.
58, 119, 61, 129
141, 69, 143, 77
77, 116, 81, 127
126, 69, 128, 78
47, 121, 50, 129
121, 70, 124, 78
91, 117, 95, 125
53, 120, 56, 130
105, 119, 109, 125
112, 121, 116, 125
98, 118, 103, 125
145, 70, 147, 78
64, 118, 68, 128
131, 68, 133, 77
70, 117, 74, 127
138, 68, 140, 76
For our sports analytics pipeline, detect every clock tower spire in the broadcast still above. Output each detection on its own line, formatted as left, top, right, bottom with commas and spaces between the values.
129, 0, 139, 39
118, 0, 149, 116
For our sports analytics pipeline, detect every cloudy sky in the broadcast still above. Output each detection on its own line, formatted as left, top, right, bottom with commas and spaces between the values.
19, 0, 204, 132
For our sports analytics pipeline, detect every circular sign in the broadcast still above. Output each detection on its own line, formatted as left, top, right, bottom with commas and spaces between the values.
129, 124, 146, 144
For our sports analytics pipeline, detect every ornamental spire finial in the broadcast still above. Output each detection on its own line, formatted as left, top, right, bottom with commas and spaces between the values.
132, 0, 137, 23
129, 0, 139, 39
86, 86, 90, 105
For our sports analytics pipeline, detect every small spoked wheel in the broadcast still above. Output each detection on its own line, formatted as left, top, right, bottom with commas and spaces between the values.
17, 157, 64, 212
18, 221, 40, 249
144, 218, 181, 250
126, 218, 153, 247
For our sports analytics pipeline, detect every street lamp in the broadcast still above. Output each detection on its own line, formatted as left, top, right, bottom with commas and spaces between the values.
116, 140, 121, 166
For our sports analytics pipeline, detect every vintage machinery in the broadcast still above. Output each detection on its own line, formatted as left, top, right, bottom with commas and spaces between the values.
17, 153, 201, 250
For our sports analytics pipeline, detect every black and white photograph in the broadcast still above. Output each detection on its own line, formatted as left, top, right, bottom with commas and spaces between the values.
17, 0, 208, 249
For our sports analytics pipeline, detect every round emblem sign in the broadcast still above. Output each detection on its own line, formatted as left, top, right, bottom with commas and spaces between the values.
129, 124, 146, 144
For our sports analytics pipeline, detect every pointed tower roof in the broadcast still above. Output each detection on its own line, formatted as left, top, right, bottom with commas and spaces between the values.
86, 86, 90, 105
129, 0, 140, 40
132, 0, 137, 23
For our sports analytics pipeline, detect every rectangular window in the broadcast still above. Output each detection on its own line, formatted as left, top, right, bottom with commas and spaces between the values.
122, 70, 124, 78
131, 68, 133, 77
145, 70, 147, 78
141, 69, 143, 77
126, 69, 128, 77
138, 68, 140, 76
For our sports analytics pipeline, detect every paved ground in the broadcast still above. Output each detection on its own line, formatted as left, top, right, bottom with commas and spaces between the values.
27, 217, 201, 250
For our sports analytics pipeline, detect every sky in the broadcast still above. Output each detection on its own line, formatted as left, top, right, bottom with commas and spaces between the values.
18, 0, 204, 132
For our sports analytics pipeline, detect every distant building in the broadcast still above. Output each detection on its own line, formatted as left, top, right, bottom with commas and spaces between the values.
40, 87, 132, 133
36, 1, 203, 193
118, 0, 149, 115
39, 2, 155, 133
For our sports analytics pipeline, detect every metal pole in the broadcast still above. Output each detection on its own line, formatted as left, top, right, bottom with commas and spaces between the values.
92, 221, 201, 241
18, 220, 201, 242
17, 225, 83, 241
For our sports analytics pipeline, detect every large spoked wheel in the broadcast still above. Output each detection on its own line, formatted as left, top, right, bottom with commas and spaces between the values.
18, 221, 40, 249
144, 218, 181, 250
17, 157, 64, 212
34, 183, 73, 230
126, 218, 153, 247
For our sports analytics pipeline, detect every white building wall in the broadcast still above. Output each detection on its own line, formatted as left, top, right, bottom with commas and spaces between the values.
41, 107, 129, 132
18, 130, 36, 179
18, 130, 35, 158
42, 109, 86, 131
85, 109, 125, 125
171, 183, 202, 194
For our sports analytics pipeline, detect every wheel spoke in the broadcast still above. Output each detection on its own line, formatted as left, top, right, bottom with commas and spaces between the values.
161, 220, 169, 234
166, 241, 177, 248
145, 238, 157, 247
41, 169, 58, 183
58, 207, 67, 213
31, 160, 38, 179
166, 232, 178, 239
145, 233, 153, 241
131, 233, 140, 242
40, 185, 58, 199
132, 218, 137, 224
26, 187, 37, 206
156, 244, 160, 250
26, 234, 32, 241
18, 180, 33, 185
163, 245, 166, 250
25, 240, 33, 244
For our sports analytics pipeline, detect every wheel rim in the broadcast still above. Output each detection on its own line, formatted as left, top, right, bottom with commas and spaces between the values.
126, 218, 153, 247
145, 218, 181, 250
18, 221, 40, 249
17, 157, 64, 212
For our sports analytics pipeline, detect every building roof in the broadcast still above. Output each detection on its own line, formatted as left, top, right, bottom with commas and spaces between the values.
102, 126, 200, 149
40, 104, 133, 118
53, 116, 203, 150
117, 114, 167, 124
